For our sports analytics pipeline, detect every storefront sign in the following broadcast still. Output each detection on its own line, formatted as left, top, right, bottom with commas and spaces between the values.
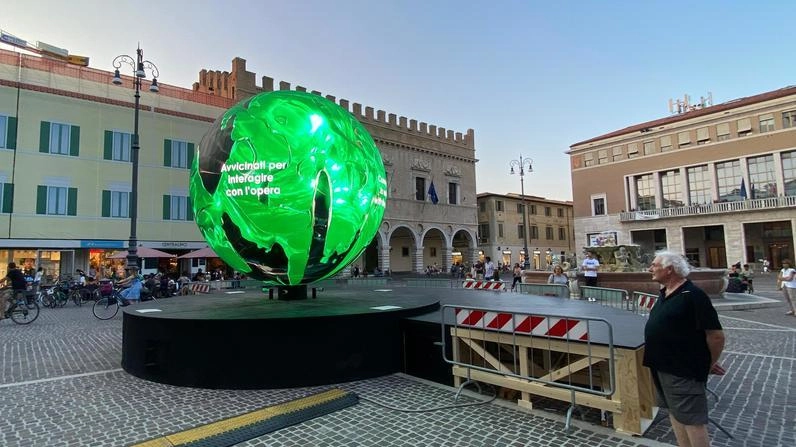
80, 240, 124, 248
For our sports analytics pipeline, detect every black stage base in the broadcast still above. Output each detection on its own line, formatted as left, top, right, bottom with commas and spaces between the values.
121, 286, 439, 389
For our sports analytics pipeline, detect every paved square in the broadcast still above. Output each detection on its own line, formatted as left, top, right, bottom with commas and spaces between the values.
1, 276, 793, 446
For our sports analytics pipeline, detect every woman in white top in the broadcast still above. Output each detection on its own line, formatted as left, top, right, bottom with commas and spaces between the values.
777, 259, 796, 316
548, 265, 569, 285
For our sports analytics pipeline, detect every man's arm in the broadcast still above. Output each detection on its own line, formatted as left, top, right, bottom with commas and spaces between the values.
705, 329, 725, 367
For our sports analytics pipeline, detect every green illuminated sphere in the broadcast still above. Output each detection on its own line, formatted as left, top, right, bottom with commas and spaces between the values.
190, 90, 387, 286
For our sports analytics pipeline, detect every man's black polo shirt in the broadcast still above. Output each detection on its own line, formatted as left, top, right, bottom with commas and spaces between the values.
643, 280, 722, 382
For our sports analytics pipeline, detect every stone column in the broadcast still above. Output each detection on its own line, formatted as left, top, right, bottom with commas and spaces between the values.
440, 246, 453, 273
467, 247, 480, 271
679, 167, 690, 206
413, 245, 424, 274
666, 224, 684, 254
723, 221, 744, 267
653, 172, 663, 209
379, 245, 391, 274
774, 155, 786, 197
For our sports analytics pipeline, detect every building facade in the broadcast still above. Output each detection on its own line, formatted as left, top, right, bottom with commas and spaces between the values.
569, 86, 796, 270
476, 193, 574, 270
0, 48, 478, 280
193, 58, 479, 274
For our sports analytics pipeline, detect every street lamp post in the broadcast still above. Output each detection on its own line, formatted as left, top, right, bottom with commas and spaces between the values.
111, 47, 159, 272
510, 155, 533, 270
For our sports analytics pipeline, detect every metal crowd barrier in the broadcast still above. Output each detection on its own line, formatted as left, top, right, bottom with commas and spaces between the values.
441, 304, 615, 435
404, 278, 459, 288
579, 286, 631, 310
515, 282, 570, 298
345, 277, 388, 286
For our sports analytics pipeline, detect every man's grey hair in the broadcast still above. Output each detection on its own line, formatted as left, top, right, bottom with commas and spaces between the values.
655, 250, 691, 278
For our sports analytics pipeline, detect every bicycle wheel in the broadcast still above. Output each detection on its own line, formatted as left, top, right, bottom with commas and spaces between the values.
55, 290, 68, 308
92, 297, 119, 320
70, 290, 82, 307
41, 293, 54, 308
9, 301, 39, 324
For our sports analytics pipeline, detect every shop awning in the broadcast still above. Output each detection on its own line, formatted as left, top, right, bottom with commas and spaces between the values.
107, 247, 176, 259
177, 247, 219, 259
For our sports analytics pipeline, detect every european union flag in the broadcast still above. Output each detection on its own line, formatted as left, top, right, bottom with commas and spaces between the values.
428, 181, 439, 204
739, 178, 747, 200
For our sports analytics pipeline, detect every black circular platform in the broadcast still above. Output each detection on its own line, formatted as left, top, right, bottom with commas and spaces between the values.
121, 286, 439, 389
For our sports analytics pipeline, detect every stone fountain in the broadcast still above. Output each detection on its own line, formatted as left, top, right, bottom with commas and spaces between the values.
522, 244, 727, 298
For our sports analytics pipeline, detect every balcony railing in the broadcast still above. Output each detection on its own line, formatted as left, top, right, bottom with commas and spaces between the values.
619, 195, 796, 222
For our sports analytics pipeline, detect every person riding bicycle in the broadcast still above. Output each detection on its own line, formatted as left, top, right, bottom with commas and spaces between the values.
2, 262, 29, 319
117, 267, 143, 303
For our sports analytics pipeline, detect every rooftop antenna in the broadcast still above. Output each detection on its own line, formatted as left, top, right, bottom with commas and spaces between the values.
669, 92, 712, 114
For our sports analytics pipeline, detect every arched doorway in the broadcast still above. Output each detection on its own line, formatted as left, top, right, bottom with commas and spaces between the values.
388, 226, 418, 273
422, 227, 447, 273
452, 229, 475, 268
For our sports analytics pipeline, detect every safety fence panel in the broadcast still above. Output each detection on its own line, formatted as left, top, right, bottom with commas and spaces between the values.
462, 279, 505, 291
579, 286, 631, 310
631, 291, 658, 316
515, 283, 570, 298
441, 305, 617, 433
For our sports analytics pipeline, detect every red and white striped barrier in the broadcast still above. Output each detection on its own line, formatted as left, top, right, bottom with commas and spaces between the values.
190, 283, 211, 293
462, 279, 505, 291
637, 294, 656, 312
455, 308, 589, 340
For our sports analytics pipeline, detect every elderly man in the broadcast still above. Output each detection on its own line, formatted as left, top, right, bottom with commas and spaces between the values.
644, 250, 725, 447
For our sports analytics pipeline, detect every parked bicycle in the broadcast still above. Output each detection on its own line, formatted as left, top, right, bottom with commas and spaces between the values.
1, 287, 40, 324
41, 280, 69, 308
92, 285, 130, 320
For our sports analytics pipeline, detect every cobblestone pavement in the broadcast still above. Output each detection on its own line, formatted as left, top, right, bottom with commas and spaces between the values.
0, 275, 793, 447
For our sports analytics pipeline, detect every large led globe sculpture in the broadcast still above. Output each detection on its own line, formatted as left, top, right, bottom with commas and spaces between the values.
189, 90, 387, 286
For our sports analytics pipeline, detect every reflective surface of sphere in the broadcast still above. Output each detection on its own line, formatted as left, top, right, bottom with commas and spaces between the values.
190, 90, 387, 285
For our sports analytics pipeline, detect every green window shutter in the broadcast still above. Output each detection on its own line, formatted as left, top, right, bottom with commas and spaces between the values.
163, 139, 172, 167
39, 121, 50, 153
6, 117, 16, 150
104, 131, 113, 160
2, 183, 13, 213
101, 190, 110, 217
162, 195, 171, 220
187, 142, 195, 169
67, 187, 77, 215
69, 125, 80, 156
187, 197, 194, 221
36, 185, 47, 214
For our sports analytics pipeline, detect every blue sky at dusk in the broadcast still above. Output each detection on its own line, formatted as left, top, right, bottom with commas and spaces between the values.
3, 0, 795, 201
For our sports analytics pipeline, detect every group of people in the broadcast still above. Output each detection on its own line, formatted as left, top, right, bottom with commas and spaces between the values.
726, 263, 755, 293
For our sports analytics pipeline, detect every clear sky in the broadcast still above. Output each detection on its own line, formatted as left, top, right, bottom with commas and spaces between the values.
3, 0, 795, 201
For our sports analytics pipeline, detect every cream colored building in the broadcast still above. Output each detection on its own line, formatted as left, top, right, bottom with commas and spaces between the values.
569, 86, 796, 269
0, 48, 478, 279
476, 193, 574, 270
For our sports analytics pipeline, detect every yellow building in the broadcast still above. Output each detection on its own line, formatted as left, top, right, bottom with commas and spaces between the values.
0, 49, 230, 280
476, 193, 574, 270
569, 87, 796, 269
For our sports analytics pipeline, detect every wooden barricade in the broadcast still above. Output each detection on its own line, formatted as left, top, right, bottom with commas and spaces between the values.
441, 304, 655, 435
